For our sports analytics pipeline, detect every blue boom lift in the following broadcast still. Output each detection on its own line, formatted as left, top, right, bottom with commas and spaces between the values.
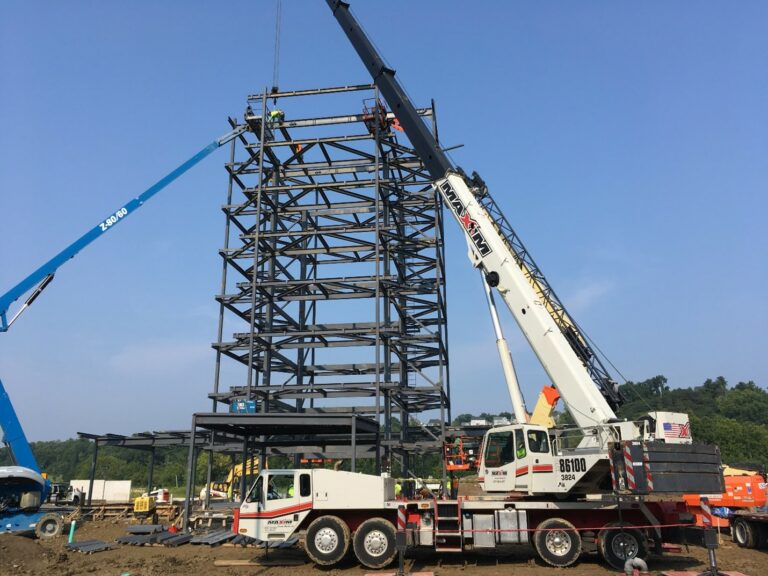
0, 124, 247, 537
0, 378, 62, 537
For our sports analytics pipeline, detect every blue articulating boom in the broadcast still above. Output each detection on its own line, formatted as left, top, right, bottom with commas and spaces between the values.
0, 124, 247, 332
0, 379, 40, 473
0, 123, 248, 536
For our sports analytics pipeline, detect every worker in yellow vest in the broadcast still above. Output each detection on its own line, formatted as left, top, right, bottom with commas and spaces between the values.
268, 109, 285, 126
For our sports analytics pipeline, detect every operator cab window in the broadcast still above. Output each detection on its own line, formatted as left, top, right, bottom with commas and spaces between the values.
246, 475, 263, 504
484, 431, 514, 467
515, 428, 527, 459
527, 429, 550, 454
266, 472, 296, 500
300, 473, 311, 497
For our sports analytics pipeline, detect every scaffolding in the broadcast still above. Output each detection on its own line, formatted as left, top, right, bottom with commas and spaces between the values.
209, 84, 450, 473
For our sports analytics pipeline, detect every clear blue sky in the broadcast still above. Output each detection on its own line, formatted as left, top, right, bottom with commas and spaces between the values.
1, 1, 765, 441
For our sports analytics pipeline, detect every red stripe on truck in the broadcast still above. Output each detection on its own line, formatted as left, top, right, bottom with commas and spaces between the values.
239, 501, 313, 519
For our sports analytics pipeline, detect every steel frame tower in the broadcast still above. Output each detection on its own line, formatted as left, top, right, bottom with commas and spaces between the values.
209, 85, 449, 471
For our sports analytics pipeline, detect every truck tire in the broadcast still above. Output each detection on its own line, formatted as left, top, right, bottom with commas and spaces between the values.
35, 513, 63, 539
353, 517, 397, 569
732, 517, 758, 548
305, 515, 351, 566
533, 518, 582, 567
598, 522, 648, 570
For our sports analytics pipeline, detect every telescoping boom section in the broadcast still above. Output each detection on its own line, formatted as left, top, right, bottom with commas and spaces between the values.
323, 0, 723, 494
326, 0, 625, 431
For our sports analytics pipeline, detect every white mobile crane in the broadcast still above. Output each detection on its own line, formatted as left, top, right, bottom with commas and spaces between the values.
234, 1, 724, 569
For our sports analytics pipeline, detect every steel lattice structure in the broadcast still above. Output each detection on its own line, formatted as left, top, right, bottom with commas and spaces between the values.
209, 84, 450, 471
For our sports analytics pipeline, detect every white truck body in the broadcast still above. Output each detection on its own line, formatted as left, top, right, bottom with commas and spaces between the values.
237, 469, 396, 543
236, 468, 682, 570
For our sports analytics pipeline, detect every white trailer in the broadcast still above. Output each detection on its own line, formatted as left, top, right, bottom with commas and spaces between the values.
235, 468, 689, 570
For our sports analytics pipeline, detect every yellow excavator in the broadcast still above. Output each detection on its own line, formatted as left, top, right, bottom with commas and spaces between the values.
199, 457, 259, 501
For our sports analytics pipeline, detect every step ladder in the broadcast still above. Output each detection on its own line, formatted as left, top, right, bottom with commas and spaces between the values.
434, 500, 462, 552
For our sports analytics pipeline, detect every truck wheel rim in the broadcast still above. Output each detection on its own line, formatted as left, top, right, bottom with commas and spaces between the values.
611, 533, 638, 559
735, 523, 745, 543
315, 528, 339, 553
545, 530, 571, 556
363, 530, 388, 557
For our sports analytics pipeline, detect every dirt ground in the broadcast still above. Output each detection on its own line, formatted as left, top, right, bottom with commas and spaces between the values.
0, 519, 764, 576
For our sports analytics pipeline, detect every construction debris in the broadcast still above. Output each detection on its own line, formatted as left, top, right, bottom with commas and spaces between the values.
229, 533, 261, 547
116, 533, 154, 546
191, 528, 236, 546
125, 524, 165, 534
163, 533, 193, 547
65, 539, 115, 554
258, 536, 299, 549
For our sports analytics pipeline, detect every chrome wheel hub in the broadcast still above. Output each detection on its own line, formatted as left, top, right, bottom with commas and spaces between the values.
315, 527, 339, 553
545, 530, 571, 556
363, 529, 388, 557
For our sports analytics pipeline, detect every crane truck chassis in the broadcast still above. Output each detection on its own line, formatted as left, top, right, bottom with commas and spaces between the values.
235, 468, 691, 569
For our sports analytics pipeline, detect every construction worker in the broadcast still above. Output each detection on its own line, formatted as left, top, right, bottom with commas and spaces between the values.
268, 108, 285, 126
515, 429, 527, 460
394, 481, 402, 498
453, 436, 463, 466
288, 484, 294, 498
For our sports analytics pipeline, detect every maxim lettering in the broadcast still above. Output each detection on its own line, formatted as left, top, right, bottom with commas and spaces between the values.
439, 180, 492, 257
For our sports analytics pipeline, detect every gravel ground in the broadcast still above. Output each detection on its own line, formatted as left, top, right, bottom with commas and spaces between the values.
0, 519, 763, 576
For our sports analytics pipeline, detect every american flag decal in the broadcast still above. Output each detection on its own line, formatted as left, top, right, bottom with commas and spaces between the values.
663, 421, 691, 438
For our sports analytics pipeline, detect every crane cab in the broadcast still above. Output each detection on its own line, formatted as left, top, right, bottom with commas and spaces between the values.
478, 424, 555, 493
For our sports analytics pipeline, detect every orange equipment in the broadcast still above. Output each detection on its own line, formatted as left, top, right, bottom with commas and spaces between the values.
444, 436, 482, 471
362, 99, 390, 134
684, 467, 767, 527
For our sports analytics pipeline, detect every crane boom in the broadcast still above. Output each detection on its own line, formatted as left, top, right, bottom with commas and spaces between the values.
327, 0, 621, 428
0, 125, 247, 332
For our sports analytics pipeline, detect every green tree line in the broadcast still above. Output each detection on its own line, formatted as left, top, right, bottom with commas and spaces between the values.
2, 376, 764, 485
617, 375, 768, 467
0, 438, 235, 491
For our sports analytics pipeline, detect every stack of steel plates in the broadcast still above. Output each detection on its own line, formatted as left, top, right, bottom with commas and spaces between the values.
65, 540, 114, 554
